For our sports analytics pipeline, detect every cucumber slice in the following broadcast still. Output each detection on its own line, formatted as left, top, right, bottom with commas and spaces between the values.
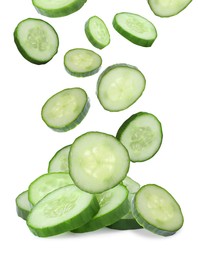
123, 176, 140, 194
117, 112, 163, 162
97, 64, 146, 112
113, 12, 157, 47
48, 145, 71, 173
132, 184, 184, 236
41, 88, 90, 132
69, 132, 130, 193
14, 18, 59, 65
148, 0, 192, 17
27, 185, 99, 237
32, 0, 87, 18
28, 172, 73, 206
73, 184, 129, 233
16, 191, 32, 220
64, 48, 102, 77
85, 16, 110, 49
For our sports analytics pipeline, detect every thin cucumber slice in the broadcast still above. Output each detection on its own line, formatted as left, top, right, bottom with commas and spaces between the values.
16, 191, 32, 220
73, 185, 129, 233
27, 185, 99, 237
41, 88, 90, 132
14, 18, 59, 65
69, 132, 130, 193
117, 112, 163, 162
132, 184, 184, 236
97, 64, 146, 112
32, 0, 87, 18
113, 12, 157, 47
48, 145, 71, 173
28, 172, 73, 206
148, 0, 192, 17
85, 16, 110, 49
64, 48, 102, 77
123, 176, 140, 194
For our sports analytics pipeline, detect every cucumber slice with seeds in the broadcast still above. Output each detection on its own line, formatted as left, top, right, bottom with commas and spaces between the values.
148, 0, 192, 17
28, 172, 73, 206
41, 88, 90, 132
97, 64, 146, 112
113, 12, 157, 47
27, 185, 99, 237
73, 184, 129, 233
16, 191, 32, 220
14, 18, 59, 64
64, 48, 102, 77
32, 0, 87, 18
132, 184, 184, 236
48, 145, 71, 173
85, 16, 110, 49
117, 112, 163, 162
69, 132, 130, 194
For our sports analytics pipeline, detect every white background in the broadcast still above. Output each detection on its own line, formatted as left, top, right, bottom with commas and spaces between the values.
1, 0, 197, 259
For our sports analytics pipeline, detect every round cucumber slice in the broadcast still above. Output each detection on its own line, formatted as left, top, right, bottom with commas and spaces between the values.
14, 18, 59, 64
16, 191, 32, 220
97, 64, 146, 112
69, 132, 130, 194
41, 88, 90, 132
27, 185, 99, 237
132, 184, 184, 236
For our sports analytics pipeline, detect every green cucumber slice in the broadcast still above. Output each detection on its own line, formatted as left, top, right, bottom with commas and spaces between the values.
85, 16, 110, 49
73, 184, 129, 233
48, 145, 71, 173
14, 18, 59, 64
27, 185, 99, 237
32, 0, 87, 18
117, 112, 163, 162
132, 184, 184, 236
97, 64, 146, 112
113, 12, 157, 47
41, 88, 90, 132
28, 172, 73, 206
69, 132, 130, 193
123, 176, 140, 194
64, 48, 102, 77
148, 0, 192, 17
16, 191, 32, 220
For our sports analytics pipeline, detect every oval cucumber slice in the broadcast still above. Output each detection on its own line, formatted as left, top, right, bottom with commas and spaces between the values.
113, 12, 157, 47
16, 191, 32, 220
41, 87, 90, 132
97, 64, 146, 112
64, 48, 102, 77
132, 184, 184, 236
28, 172, 73, 206
32, 0, 87, 18
14, 18, 59, 64
69, 132, 130, 193
27, 185, 99, 237
117, 112, 163, 162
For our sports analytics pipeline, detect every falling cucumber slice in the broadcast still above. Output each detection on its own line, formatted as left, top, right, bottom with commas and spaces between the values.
16, 191, 32, 220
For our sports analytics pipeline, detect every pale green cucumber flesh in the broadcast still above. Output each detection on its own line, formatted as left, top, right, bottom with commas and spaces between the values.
97, 64, 146, 112
69, 132, 130, 193
64, 48, 102, 77
28, 172, 73, 205
16, 191, 32, 220
14, 18, 59, 64
41, 88, 90, 132
27, 185, 99, 237
123, 176, 140, 194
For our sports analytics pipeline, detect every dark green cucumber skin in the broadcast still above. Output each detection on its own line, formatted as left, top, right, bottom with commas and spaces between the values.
97, 64, 146, 112
148, 0, 192, 18
32, 0, 87, 18
14, 18, 59, 65
113, 13, 157, 47
27, 194, 99, 237
108, 218, 142, 230
64, 48, 102, 77
85, 16, 110, 49
41, 88, 90, 132
131, 184, 184, 236
116, 112, 163, 162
